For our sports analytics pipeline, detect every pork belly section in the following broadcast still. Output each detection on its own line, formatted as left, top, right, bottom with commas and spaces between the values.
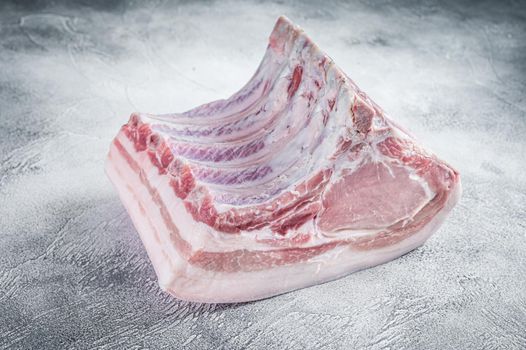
105, 16, 461, 303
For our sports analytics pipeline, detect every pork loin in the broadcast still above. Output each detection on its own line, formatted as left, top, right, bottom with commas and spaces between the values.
105, 16, 461, 303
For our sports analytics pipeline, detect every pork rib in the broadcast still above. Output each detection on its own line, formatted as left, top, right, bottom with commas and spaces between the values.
105, 16, 461, 303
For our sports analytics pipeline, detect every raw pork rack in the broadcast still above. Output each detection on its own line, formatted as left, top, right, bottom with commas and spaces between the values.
106, 16, 461, 303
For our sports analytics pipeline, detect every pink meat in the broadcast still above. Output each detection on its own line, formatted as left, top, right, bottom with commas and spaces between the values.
105, 16, 461, 303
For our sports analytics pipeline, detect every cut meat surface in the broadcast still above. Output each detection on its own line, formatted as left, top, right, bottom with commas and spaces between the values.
105, 16, 461, 303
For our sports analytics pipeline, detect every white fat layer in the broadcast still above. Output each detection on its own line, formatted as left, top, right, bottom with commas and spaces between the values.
105, 153, 183, 287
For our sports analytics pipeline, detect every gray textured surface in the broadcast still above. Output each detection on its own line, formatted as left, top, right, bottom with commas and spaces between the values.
1, 0, 525, 348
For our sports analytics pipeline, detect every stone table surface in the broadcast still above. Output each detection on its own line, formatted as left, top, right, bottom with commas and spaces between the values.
1, 0, 525, 349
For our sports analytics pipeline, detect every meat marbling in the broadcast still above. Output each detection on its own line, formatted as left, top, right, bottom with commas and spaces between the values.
105, 16, 461, 303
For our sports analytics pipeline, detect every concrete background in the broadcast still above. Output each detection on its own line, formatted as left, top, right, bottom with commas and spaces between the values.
0, 0, 525, 348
